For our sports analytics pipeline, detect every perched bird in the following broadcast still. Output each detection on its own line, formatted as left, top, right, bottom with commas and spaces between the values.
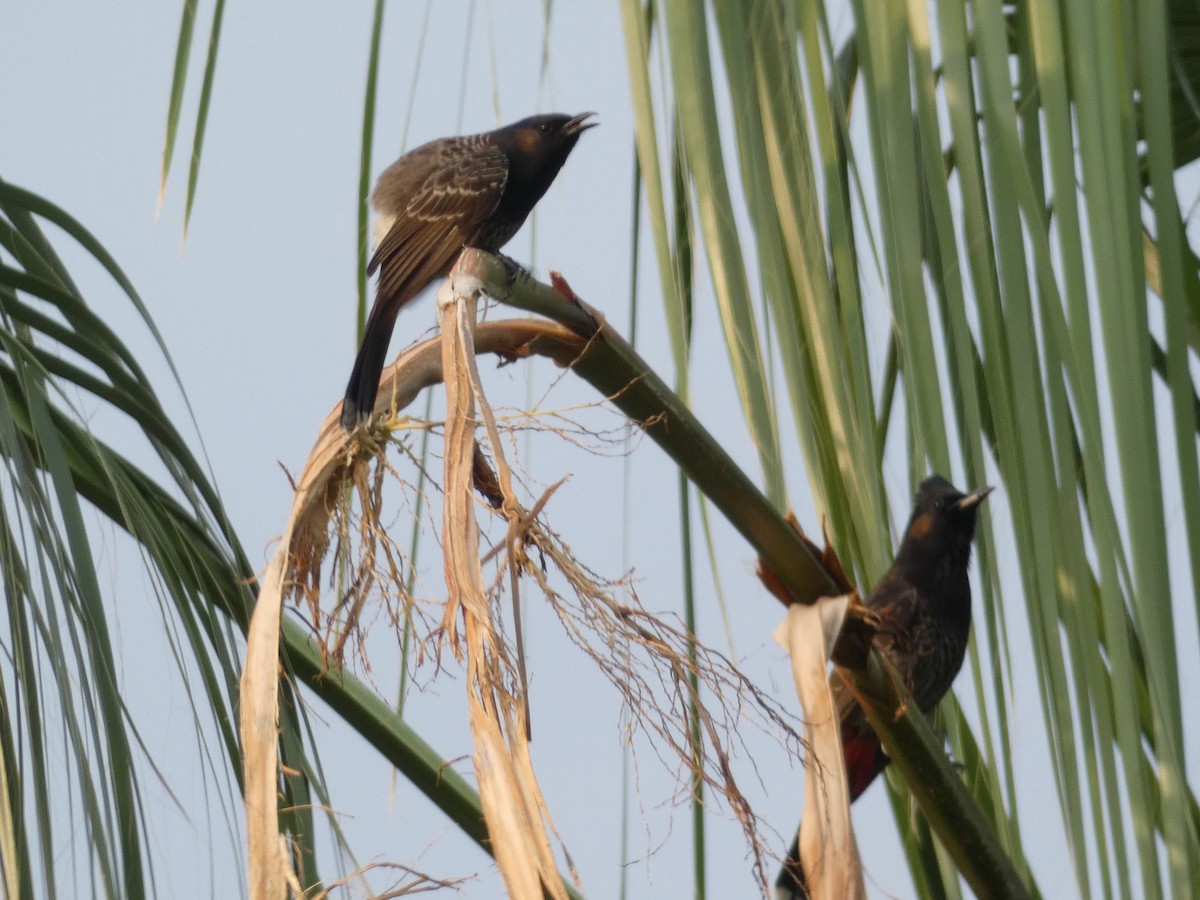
340, 112, 597, 430
776, 475, 993, 898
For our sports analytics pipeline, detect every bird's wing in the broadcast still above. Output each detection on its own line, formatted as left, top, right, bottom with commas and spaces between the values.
866, 575, 962, 711
407, 139, 509, 222
367, 141, 509, 305
862, 575, 925, 682
866, 573, 919, 628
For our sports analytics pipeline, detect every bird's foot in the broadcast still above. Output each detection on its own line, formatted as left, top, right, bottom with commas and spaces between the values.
496, 253, 529, 283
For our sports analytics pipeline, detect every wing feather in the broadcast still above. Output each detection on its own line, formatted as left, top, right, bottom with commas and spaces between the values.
367, 139, 509, 307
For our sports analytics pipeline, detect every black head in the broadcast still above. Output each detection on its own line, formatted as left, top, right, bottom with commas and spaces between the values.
895, 475, 993, 572
503, 112, 598, 143
494, 112, 596, 197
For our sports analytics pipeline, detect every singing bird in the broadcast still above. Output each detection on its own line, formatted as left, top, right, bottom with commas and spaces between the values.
340, 112, 597, 430
776, 475, 993, 898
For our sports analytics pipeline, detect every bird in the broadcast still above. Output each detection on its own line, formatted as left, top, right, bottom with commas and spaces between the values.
776, 475, 993, 898
340, 112, 597, 430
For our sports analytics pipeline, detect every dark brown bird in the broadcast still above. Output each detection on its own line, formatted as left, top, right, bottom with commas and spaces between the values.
776, 475, 992, 898
340, 112, 597, 430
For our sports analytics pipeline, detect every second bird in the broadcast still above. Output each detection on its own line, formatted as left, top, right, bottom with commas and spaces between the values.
341, 112, 597, 430
776, 475, 992, 898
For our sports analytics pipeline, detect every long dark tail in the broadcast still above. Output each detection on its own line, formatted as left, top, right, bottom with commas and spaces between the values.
340, 305, 398, 430
776, 835, 811, 899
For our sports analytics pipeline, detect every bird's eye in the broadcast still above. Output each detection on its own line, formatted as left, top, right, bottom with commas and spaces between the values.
539, 122, 552, 134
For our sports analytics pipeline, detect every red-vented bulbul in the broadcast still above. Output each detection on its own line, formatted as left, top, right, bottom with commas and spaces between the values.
776, 475, 993, 898
341, 112, 596, 430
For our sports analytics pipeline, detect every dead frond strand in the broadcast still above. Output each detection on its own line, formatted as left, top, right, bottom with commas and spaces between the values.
440, 269, 574, 899
776, 597, 866, 898
507, 513, 806, 894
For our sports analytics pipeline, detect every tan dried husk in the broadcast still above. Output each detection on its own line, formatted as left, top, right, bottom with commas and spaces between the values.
438, 271, 567, 899
240, 313, 580, 900
775, 600, 866, 899
242, 265, 807, 897
760, 518, 868, 897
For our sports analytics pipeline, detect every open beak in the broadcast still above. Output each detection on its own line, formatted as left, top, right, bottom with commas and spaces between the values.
956, 485, 994, 511
564, 112, 599, 136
